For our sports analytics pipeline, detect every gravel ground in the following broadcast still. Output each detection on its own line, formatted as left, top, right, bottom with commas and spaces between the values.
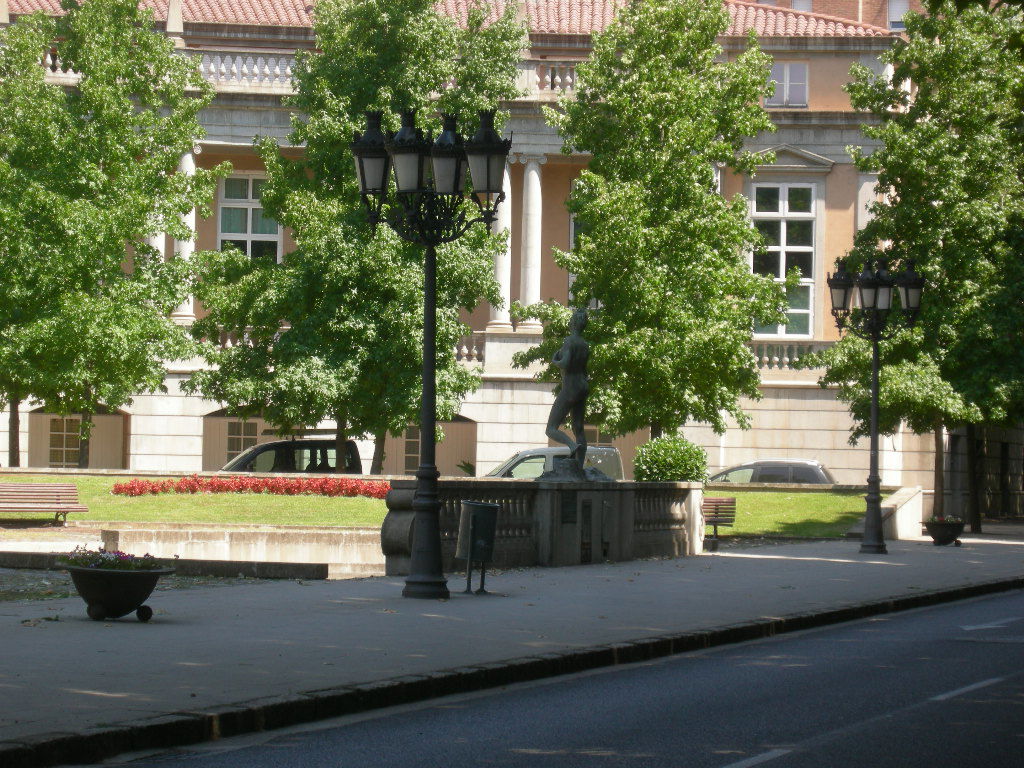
0, 567, 274, 602
0, 530, 832, 604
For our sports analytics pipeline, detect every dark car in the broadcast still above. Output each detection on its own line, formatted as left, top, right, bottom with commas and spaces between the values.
221, 439, 362, 474
708, 459, 835, 484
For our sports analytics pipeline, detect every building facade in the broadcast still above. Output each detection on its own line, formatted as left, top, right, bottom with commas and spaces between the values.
1, 0, 1021, 516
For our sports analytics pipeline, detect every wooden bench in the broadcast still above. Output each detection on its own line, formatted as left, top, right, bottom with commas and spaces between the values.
702, 496, 736, 551
0, 483, 87, 525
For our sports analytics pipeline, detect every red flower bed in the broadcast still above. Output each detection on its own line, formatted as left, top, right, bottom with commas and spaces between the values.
112, 475, 390, 499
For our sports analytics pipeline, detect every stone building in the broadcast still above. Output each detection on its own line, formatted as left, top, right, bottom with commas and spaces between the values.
0, 0, 1020, 517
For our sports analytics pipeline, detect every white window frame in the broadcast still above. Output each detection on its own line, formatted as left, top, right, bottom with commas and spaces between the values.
218, 175, 282, 263
750, 182, 818, 339
403, 425, 420, 474
49, 417, 81, 468
766, 62, 808, 108
225, 420, 259, 463
889, 0, 909, 30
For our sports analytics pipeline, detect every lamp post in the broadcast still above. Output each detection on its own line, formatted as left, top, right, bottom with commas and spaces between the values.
351, 109, 511, 599
827, 258, 924, 554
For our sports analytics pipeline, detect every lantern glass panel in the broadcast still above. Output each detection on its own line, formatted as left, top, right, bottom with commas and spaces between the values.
830, 284, 850, 312
432, 155, 466, 196
353, 157, 364, 191
367, 156, 391, 193
393, 151, 424, 193
467, 152, 506, 197
876, 283, 893, 310
903, 285, 922, 311
858, 282, 877, 309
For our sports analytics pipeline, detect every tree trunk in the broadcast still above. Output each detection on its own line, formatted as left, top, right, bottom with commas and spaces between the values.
932, 424, 945, 519
334, 415, 348, 474
966, 424, 982, 533
78, 412, 93, 469
7, 394, 21, 468
650, 422, 663, 440
370, 432, 386, 475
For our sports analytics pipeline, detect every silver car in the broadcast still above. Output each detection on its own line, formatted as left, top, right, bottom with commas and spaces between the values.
485, 446, 623, 480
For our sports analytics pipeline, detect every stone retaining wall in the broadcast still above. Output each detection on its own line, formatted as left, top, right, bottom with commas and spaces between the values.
100, 523, 384, 576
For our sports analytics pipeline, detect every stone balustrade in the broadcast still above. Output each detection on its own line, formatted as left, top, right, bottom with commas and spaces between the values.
42, 50, 580, 102
381, 477, 702, 574
750, 340, 833, 372
455, 333, 486, 365
517, 59, 580, 97
184, 49, 296, 94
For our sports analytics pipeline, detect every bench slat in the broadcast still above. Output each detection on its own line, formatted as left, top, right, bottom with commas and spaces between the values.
0, 483, 85, 524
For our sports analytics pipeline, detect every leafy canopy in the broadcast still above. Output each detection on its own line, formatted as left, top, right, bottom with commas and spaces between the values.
809, 3, 1024, 436
0, 0, 225, 429
516, 0, 785, 436
188, 0, 526, 446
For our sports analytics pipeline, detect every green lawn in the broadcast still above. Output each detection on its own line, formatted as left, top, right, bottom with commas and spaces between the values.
0, 474, 863, 537
0, 474, 387, 527
709, 488, 868, 538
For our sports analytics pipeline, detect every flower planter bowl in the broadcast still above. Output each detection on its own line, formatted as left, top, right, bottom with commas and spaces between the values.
924, 520, 965, 547
61, 565, 175, 622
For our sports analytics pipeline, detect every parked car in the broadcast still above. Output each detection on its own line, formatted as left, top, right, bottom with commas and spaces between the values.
485, 446, 623, 480
708, 459, 835, 485
220, 439, 362, 474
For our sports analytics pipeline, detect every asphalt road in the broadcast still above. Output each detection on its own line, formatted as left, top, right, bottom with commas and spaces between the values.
104, 591, 1024, 768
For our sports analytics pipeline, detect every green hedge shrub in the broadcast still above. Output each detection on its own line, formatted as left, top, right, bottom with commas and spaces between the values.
634, 435, 708, 482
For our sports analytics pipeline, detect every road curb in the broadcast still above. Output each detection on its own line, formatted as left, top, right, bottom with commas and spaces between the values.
3, 575, 1023, 768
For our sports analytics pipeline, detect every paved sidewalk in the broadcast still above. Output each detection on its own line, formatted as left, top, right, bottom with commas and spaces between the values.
2, 535, 1023, 767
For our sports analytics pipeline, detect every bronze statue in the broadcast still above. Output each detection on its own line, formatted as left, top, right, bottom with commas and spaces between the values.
545, 308, 590, 470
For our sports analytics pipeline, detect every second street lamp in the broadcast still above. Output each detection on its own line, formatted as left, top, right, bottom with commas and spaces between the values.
352, 109, 511, 599
827, 258, 923, 554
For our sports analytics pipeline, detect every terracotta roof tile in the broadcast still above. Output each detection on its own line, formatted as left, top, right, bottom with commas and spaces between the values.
438, 0, 891, 36
8, 0, 892, 37
726, 1, 890, 38
9, 0, 316, 27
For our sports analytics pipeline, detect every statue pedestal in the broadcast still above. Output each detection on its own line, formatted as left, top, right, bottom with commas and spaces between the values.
381, 478, 704, 575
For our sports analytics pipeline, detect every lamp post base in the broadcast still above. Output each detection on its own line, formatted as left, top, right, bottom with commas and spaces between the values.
402, 576, 450, 600
859, 542, 888, 555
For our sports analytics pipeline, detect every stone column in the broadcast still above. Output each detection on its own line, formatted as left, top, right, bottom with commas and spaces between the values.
171, 150, 197, 324
518, 155, 546, 332
487, 163, 514, 331
147, 233, 165, 258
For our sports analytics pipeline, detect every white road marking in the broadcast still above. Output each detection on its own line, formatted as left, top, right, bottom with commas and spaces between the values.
930, 677, 1005, 702
720, 749, 793, 768
960, 617, 1023, 631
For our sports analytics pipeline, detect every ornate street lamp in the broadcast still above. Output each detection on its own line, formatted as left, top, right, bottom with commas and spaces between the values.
827, 258, 923, 554
352, 109, 511, 599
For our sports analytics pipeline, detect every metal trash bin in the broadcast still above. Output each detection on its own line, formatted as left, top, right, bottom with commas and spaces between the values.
456, 500, 500, 594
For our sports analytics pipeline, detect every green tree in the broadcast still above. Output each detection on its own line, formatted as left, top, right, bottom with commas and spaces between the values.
188, 0, 525, 472
810, 3, 1024, 517
0, 0, 225, 466
515, 0, 785, 439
